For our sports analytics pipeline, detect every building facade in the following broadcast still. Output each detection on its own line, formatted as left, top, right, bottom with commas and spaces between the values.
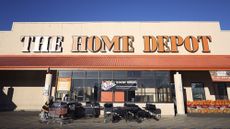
0, 22, 230, 116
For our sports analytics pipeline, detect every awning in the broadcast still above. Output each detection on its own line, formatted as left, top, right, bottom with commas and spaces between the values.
0, 55, 230, 70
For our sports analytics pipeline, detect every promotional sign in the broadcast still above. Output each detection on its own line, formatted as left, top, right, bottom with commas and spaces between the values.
57, 78, 72, 91
209, 71, 230, 82
114, 91, 125, 102
115, 80, 138, 90
100, 91, 113, 102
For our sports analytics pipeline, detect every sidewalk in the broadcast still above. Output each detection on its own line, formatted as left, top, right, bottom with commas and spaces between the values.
0, 111, 229, 129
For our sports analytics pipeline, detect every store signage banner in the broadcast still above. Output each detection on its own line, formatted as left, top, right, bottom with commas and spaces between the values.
101, 80, 137, 91
57, 77, 71, 91
20, 35, 212, 53
209, 71, 230, 82
115, 80, 138, 90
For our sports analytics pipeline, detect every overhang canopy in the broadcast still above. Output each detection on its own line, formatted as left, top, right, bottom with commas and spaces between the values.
0, 55, 230, 70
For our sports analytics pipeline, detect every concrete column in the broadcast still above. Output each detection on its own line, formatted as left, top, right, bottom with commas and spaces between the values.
174, 72, 185, 115
43, 73, 52, 101
227, 86, 230, 100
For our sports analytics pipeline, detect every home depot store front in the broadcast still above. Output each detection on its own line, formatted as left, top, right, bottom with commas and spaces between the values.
0, 22, 230, 116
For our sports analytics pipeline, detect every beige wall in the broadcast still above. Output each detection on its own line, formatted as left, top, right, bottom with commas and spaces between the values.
3, 87, 44, 110
2, 87, 56, 110
136, 103, 175, 116
0, 70, 56, 111
0, 22, 230, 55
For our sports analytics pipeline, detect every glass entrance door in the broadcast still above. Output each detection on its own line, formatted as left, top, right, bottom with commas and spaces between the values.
215, 83, 228, 100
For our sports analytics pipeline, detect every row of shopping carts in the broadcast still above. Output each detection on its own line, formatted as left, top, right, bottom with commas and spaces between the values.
39, 100, 100, 125
39, 100, 161, 125
104, 103, 161, 123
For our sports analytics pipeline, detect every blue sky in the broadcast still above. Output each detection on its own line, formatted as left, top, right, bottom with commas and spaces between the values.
0, 0, 230, 30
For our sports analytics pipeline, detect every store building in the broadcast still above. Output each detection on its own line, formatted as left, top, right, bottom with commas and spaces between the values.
0, 22, 230, 116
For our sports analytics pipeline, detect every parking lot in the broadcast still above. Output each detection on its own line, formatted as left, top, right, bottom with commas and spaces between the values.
0, 111, 230, 129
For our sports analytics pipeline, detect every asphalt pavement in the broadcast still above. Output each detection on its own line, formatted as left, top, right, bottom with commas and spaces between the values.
0, 111, 229, 129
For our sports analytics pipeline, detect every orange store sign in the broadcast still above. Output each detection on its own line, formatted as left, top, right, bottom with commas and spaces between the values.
21, 35, 212, 53
210, 71, 230, 82
57, 78, 72, 91
101, 91, 124, 102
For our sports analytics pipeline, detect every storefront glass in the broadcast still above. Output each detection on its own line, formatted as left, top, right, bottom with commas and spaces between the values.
57, 70, 172, 103
216, 83, 228, 100
191, 82, 206, 100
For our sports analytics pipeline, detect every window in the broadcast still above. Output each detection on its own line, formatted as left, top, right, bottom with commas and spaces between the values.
135, 87, 172, 103
191, 83, 206, 100
57, 70, 172, 103
72, 79, 98, 102
58, 70, 72, 78
127, 71, 141, 78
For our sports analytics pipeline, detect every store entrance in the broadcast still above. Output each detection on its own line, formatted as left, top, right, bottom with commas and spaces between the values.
215, 83, 228, 100
125, 91, 135, 102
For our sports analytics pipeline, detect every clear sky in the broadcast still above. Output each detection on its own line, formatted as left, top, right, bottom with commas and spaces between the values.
0, 0, 230, 30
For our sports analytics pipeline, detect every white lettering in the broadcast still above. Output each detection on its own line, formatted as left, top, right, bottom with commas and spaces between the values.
41, 36, 50, 52
33, 36, 42, 52
49, 36, 63, 52
21, 36, 32, 52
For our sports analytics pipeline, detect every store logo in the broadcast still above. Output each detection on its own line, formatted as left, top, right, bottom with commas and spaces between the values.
101, 81, 116, 90
20, 35, 212, 53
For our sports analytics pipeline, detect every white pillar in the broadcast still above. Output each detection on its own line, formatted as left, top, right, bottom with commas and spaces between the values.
174, 72, 185, 115
227, 86, 230, 100
43, 73, 52, 101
